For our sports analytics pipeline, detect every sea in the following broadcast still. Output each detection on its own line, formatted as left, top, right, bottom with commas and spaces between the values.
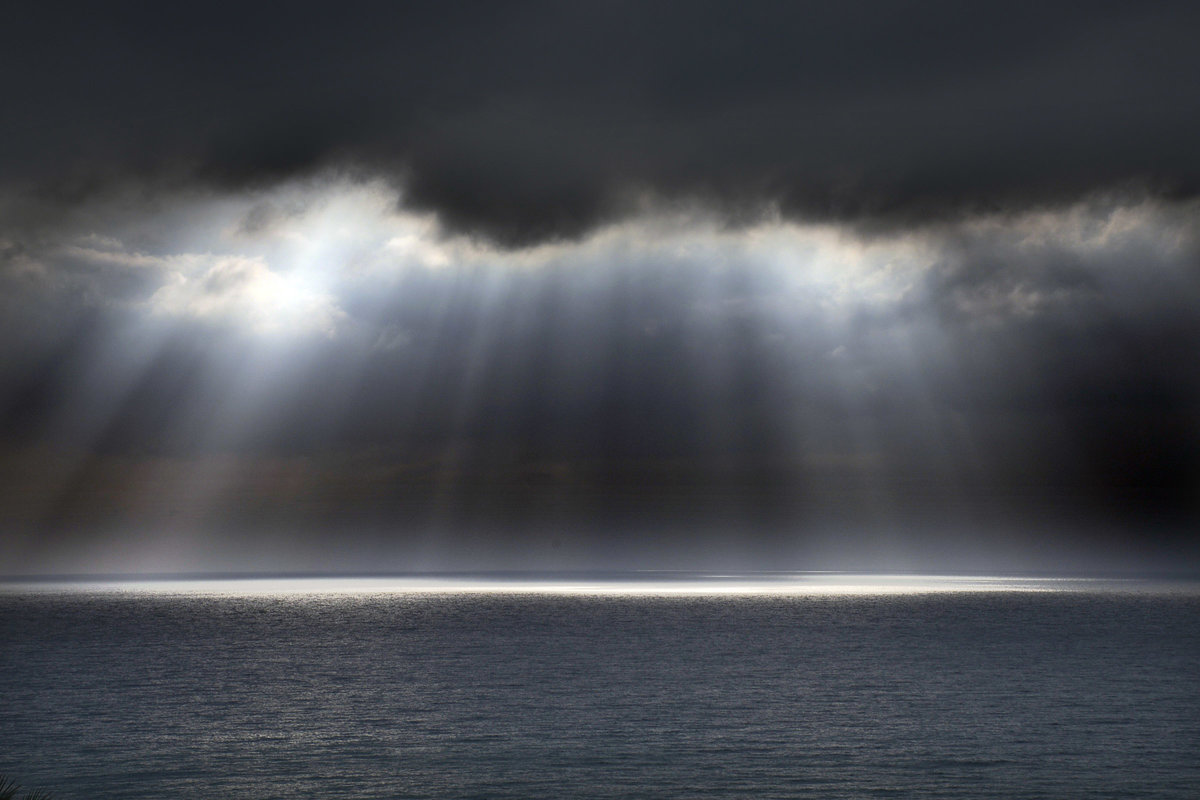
1, 573, 1198, 799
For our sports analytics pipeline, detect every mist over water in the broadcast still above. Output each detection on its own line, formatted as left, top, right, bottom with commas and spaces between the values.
3, 579, 1198, 799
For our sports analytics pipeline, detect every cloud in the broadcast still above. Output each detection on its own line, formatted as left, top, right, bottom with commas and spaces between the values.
3, 4, 1199, 573
2, 2, 1199, 244
13, 237, 345, 336
147, 255, 345, 335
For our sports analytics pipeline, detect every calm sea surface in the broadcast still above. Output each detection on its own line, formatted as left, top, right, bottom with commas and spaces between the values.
1, 575, 1198, 799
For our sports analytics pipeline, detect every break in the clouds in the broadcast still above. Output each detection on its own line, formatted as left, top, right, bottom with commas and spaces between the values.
0, 3, 1197, 574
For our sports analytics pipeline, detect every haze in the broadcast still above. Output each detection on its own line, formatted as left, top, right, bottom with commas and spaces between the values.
1, 2, 1197, 576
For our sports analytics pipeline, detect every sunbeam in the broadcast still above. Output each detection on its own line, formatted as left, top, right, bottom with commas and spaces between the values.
4, 8, 1200, 799
1, 178, 1196, 574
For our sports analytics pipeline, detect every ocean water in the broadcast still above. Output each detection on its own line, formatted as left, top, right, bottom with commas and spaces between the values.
1, 574, 1198, 799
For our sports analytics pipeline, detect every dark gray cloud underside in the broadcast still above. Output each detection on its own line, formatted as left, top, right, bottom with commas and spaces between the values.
4, 1, 1200, 243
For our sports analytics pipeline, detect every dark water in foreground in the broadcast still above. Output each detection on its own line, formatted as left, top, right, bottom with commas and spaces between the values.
1, 576, 1198, 799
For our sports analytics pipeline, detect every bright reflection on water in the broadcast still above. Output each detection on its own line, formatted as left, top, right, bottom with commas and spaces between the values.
2, 574, 1198, 799
3, 572, 1195, 596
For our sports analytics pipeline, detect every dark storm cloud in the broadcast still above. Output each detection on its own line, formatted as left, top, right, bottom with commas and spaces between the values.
3, 1, 1200, 243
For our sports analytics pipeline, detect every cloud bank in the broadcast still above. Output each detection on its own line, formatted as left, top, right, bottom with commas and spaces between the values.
3, 2, 1200, 244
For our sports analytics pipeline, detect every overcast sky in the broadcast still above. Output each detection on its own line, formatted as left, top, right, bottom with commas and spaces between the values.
1, 2, 1197, 574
